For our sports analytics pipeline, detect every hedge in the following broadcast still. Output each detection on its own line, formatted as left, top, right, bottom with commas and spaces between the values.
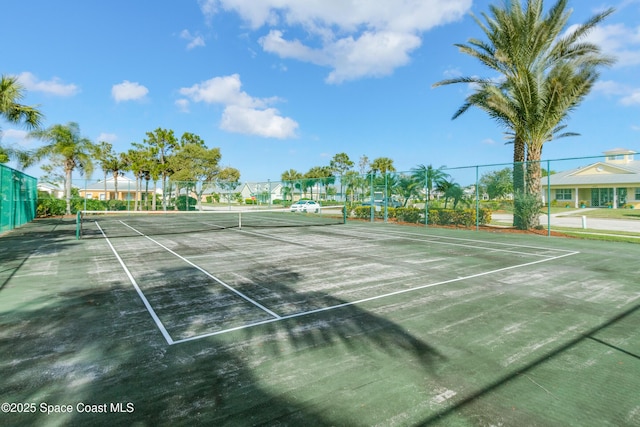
350, 206, 491, 227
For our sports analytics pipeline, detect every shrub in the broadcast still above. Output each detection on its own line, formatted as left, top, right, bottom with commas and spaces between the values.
352, 206, 371, 219
514, 192, 543, 229
426, 208, 491, 227
396, 207, 422, 223
36, 197, 66, 217
175, 195, 198, 211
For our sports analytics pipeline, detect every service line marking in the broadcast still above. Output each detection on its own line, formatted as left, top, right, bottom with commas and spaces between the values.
171, 250, 579, 345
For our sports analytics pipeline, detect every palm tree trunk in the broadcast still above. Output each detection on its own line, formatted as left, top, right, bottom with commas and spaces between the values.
152, 180, 157, 210
104, 172, 108, 210
113, 171, 119, 201
65, 168, 72, 215
512, 134, 526, 228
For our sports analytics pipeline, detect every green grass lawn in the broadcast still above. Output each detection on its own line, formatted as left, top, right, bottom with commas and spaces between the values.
560, 207, 640, 220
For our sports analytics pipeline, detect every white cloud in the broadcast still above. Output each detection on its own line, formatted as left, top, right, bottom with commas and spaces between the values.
96, 133, 117, 143
621, 90, 640, 106
175, 99, 190, 113
0, 129, 30, 147
179, 74, 298, 138
180, 29, 206, 50
578, 23, 640, 67
220, 105, 298, 138
593, 80, 640, 106
111, 81, 149, 102
203, 0, 472, 83
179, 74, 269, 107
261, 29, 421, 83
17, 72, 79, 96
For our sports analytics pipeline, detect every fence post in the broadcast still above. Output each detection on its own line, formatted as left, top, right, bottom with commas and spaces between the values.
370, 173, 374, 222
475, 166, 480, 231
547, 160, 551, 237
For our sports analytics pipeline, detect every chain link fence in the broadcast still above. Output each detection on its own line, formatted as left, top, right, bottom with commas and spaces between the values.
0, 163, 37, 233
37, 152, 640, 232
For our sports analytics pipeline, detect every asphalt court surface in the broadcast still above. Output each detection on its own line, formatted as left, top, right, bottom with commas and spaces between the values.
91, 219, 579, 344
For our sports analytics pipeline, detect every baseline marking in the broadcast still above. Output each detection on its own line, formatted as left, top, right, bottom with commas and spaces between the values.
95, 222, 174, 345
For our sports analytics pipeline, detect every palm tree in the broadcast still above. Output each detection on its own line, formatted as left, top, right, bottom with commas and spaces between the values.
28, 122, 95, 215
143, 128, 178, 210
281, 169, 302, 202
395, 174, 419, 207
433, 0, 614, 228
126, 146, 149, 211
0, 75, 43, 162
108, 152, 129, 204
410, 164, 449, 203
93, 141, 114, 207
369, 157, 395, 176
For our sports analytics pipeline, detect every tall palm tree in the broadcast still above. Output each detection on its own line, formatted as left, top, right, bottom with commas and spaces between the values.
433, 0, 614, 228
28, 122, 95, 215
0, 75, 43, 162
108, 152, 129, 203
143, 128, 178, 210
93, 141, 114, 206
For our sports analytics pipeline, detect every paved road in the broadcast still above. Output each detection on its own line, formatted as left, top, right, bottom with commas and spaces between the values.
493, 209, 640, 233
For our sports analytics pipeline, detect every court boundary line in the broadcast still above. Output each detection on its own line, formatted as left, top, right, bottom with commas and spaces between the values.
339, 225, 578, 256
95, 219, 580, 346
95, 222, 175, 345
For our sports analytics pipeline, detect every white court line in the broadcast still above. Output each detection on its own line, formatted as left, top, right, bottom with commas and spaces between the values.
229, 224, 572, 259
171, 249, 580, 345
118, 220, 282, 319
344, 225, 578, 255
95, 222, 174, 345
335, 226, 576, 258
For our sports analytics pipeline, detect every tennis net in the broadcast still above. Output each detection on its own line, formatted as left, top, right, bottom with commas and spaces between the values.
76, 205, 346, 239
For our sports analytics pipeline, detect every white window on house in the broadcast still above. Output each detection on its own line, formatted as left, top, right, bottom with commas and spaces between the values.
99, 193, 106, 201
86, 193, 93, 199
555, 189, 572, 201
635, 188, 640, 200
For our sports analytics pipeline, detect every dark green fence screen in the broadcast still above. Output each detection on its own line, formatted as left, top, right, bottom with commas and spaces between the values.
0, 164, 37, 234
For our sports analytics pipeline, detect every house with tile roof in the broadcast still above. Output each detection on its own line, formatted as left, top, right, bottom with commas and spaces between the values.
543, 148, 640, 209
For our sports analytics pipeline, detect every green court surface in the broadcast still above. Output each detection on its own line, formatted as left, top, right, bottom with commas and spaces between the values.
0, 217, 638, 426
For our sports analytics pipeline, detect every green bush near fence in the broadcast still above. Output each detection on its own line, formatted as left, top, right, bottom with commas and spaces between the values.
350, 206, 491, 227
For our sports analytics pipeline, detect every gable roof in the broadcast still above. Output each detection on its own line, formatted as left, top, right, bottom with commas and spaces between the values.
547, 160, 640, 186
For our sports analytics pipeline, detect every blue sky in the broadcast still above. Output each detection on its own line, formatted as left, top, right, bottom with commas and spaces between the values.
2, 0, 640, 183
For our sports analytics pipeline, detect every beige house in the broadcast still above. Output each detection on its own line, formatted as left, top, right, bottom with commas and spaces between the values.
77, 176, 156, 201
544, 148, 640, 209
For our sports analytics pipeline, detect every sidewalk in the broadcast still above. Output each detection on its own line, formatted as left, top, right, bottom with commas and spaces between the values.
492, 209, 640, 233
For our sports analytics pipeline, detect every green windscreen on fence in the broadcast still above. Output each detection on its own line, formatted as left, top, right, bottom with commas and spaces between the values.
0, 163, 37, 234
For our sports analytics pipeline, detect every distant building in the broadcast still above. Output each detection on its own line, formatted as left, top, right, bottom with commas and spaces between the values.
544, 148, 640, 209
77, 176, 156, 201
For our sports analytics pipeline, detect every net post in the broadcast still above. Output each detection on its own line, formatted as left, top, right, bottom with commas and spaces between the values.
238, 211, 242, 229
76, 211, 82, 240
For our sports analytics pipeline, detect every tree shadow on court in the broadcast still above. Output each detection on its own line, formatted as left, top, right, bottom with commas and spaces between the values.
235, 266, 446, 369
0, 262, 447, 426
0, 217, 78, 293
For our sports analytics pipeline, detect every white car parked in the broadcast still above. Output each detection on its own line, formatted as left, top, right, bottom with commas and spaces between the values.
290, 200, 321, 213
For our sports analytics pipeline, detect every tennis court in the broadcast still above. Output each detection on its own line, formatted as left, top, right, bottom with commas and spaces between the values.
1, 213, 638, 426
